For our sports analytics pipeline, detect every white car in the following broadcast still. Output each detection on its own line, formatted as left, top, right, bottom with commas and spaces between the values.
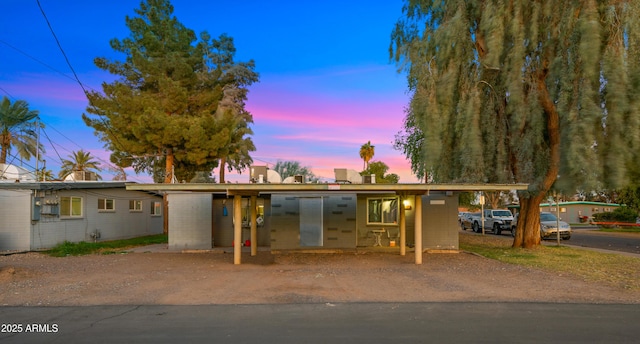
511, 212, 571, 240
539, 212, 572, 240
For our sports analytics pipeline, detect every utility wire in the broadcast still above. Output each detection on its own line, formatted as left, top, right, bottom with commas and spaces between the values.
35, 0, 145, 180
0, 85, 15, 99
36, 0, 90, 97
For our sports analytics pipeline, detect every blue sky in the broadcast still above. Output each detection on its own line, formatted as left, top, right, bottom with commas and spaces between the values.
1, 0, 417, 182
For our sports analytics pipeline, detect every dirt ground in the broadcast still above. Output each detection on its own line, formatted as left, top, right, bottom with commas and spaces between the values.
1, 234, 639, 306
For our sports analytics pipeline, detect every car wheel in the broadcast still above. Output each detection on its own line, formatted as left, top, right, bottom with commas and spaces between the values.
472, 222, 479, 233
511, 227, 516, 237
494, 223, 501, 235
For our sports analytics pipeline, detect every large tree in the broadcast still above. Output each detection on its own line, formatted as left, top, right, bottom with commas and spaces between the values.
0, 96, 43, 164
391, 1, 640, 247
361, 160, 400, 184
82, 0, 258, 183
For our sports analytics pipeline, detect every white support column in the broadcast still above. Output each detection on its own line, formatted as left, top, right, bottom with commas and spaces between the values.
399, 195, 406, 256
414, 195, 423, 265
233, 195, 242, 265
250, 195, 257, 256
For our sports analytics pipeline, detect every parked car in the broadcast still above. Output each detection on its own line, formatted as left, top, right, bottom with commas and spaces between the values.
458, 212, 469, 225
510, 212, 572, 240
471, 209, 514, 235
539, 212, 572, 240
460, 212, 480, 231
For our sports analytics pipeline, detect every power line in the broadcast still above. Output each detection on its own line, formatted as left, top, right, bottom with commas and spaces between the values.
0, 85, 15, 99
33, 0, 147, 182
0, 39, 82, 86
36, 0, 90, 97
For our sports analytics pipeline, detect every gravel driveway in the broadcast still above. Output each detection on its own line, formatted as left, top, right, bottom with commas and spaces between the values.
1, 241, 638, 306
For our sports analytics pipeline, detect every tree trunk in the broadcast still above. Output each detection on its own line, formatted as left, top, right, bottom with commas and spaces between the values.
0, 134, 10, 163
219, 157, 226, 183
163, 148, 174, 235
513, 195, 543, 248
513, 64, 561, 248
485, 192, 501, 209
164, 148, 174, 184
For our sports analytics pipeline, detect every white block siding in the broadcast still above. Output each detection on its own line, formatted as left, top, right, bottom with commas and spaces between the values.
0, 189, 32, 251
0, 187, 163, 251
168, 192, 212, 250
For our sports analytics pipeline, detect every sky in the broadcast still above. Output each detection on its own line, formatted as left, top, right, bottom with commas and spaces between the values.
1, 0, 418, 183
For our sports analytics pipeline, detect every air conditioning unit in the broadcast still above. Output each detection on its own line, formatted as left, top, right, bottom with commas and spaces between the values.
73, 171, 97, 181
250, 166, 268, 183
362, 174, 376, 184
294, 175, 304, 183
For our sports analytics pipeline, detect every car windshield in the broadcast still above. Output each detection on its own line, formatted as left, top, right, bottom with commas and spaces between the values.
540, 213, 557, 222
493, 211, 511, 217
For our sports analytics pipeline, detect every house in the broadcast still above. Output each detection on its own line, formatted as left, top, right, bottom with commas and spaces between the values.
127, 178, 527, 265
508, 201, 621, 224
0, 177, 164, 251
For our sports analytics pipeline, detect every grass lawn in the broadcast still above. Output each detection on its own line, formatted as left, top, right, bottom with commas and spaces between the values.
459, 232, 640, 290
46, 234, 167, 257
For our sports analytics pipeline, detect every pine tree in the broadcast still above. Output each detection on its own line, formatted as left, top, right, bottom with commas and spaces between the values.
82, 0, 258, 183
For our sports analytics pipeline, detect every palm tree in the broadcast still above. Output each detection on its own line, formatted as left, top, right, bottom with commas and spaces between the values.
359, 141, 375, 170
36, 169, 54, 181
58, 150, 102, 180
0, 96, 43, 164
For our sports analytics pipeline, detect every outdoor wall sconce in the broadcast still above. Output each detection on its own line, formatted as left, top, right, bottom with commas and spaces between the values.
403, 200, 412, 210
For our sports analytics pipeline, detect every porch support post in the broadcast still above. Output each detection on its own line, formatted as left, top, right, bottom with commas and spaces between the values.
250, 195, 257, 256
399, 195, 406, 256
414, 195, 423, 265
233, 195, 242, 265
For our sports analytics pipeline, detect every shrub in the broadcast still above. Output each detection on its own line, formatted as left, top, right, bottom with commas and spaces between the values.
592, 207, 638, 223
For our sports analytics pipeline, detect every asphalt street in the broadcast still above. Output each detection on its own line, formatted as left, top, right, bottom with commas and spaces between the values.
567, 228, 640, 255
1, 303, 639, 343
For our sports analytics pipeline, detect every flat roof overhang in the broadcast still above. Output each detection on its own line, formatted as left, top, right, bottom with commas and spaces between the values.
125, 183, 529, 196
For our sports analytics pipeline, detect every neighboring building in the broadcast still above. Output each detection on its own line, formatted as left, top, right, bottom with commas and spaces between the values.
0, 179, 163, 251
538, 201, 621, 224
508, 201, 621, 224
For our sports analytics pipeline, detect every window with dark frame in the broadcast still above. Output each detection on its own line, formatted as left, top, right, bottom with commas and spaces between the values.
98, 198, 115, 211
367, 197, 399, 225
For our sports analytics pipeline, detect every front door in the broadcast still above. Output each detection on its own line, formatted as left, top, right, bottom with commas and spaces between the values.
299, 197, 323, 247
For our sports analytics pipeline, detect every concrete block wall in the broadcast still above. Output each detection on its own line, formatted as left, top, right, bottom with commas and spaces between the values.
270, 193, 357, 250
322, 194, 356, 248
29, 189, 163, 250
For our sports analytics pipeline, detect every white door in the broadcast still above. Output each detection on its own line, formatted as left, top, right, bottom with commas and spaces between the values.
299, 197, 323, 247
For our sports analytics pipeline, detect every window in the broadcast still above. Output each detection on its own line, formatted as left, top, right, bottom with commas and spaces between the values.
129, 200, 143, 212
367, 197, 399, 225
98, 198, 115, 211
151, 201, 162, 216
60, 196, 83, 217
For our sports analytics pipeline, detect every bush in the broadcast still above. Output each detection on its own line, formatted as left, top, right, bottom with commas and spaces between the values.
592, 207, 638, 223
